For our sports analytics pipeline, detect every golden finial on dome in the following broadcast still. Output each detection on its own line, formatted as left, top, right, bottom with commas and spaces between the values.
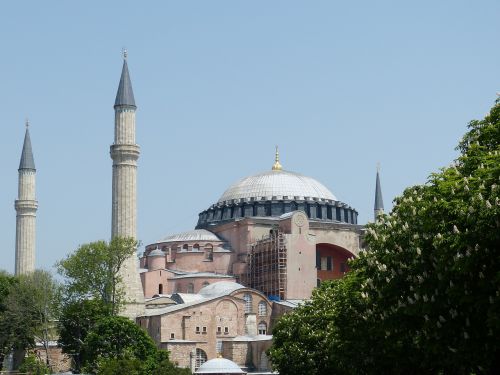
217, 352, 223, 358
272, 145, 282, 171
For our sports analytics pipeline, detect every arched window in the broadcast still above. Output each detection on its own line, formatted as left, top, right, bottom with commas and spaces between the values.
202, 281, 209, 287
158, 284, 163, 295
183, 244, 189, 252
193, 244, 200, 251
258, 322, 267, 335
243, 293, 253, 313
195, 348, 207, 370
258, 301, 267, 316
187, 283, 194, 294
204, 244, 213, 261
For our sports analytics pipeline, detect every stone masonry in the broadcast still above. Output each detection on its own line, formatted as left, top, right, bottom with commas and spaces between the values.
15, 125, 37, 275
111, 56, 145, 318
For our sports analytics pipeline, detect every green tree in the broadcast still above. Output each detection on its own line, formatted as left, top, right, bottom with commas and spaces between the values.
269, 99, 500, 374
57, 236, 138, 314
0, 270, 61, 370
0, 271, 17, 370
58, 299, 111, 373
18, 353, 50, 375
82, 316, 157, 373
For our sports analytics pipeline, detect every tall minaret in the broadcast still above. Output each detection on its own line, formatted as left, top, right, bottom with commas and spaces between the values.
15, 121, 38, 275
374, 164, 384, 220
110, 51, 144, 317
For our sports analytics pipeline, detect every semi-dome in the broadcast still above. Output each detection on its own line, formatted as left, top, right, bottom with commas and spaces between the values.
196, 357, 245, 374
218, 169, 337, 204
159, 229, 222, 243
199, 281, 245, 298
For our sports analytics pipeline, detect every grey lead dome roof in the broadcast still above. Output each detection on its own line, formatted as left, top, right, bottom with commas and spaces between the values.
218, 169, 337, 203
159, 229, 222, 243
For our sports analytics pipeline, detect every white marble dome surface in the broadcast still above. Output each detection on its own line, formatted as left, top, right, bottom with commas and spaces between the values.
195, 357, 245, 374
218, 169, 337, 203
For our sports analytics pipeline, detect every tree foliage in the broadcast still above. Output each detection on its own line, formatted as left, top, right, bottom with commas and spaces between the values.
18, 353, 50, 375
57, 236, 138, 314
0, 270, 61, 370
269, 99, 500, 374
81, 316, 190, 375
58, 299, 111, 372
0, 271, 17, 369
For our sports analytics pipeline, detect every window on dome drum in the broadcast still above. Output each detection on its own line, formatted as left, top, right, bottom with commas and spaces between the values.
183, 244, 188, 252
170, 333, 175, 339
243, 293, 253, 313
195, 348, 207, 370
202, 326, 207, 334
224, 326, 229, 334
258, 301, 267, 316
258, 322, 267, 335
217, 326, 222, 334
196, 326, 200, 334
187, 283, 194, 294
158, 284, 163, 294
193, 244, 200, 251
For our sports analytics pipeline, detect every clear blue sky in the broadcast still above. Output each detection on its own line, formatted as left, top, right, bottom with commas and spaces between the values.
1, 1, 498, 273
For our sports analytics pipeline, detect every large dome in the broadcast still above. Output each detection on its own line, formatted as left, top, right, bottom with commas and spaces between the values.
218, 169, 337, 204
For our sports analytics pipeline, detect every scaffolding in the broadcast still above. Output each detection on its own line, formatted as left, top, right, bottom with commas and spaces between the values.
245, 229, 287, 300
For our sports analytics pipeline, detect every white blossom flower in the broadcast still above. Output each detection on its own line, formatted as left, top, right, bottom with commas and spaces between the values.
486, 200, 492, 209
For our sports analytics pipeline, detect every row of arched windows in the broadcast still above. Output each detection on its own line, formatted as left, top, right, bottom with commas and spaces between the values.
242, 293, 268, 316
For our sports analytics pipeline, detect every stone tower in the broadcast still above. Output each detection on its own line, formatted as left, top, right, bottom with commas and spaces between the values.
110, 53, 144, 317
374, 166, 384, 220
15, 122, 38, 275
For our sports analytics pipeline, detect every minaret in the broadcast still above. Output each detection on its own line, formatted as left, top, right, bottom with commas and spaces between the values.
374, 164, 384, 220
110, 51, 144, 317
15, 121, 38, 275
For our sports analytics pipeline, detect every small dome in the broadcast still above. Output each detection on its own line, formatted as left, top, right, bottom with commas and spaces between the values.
196, 358, 245, 374
159, 229, 222, 243
148, 249, 165, 257
218, 169, 337, 204
199, 281, 245, 298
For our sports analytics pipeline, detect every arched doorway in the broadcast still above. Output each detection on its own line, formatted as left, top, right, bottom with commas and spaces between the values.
195, 348, 207, 370
316, 243, 354, 281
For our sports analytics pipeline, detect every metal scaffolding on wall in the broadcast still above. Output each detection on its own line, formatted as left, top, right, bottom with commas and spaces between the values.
245, 230, 287, 300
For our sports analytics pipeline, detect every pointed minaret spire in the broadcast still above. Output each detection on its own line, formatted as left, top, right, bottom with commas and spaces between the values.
114, 50, 136, 108
374, 163, 384, 220
15, 120, 38, 275
19, 120, 35, 170
272, 145, 283, 171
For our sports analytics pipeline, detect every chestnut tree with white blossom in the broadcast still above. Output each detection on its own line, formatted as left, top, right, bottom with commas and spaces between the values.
269, 99, 500, 375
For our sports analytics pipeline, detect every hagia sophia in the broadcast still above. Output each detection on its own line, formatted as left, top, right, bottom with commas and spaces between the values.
13, 54, 384, 373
